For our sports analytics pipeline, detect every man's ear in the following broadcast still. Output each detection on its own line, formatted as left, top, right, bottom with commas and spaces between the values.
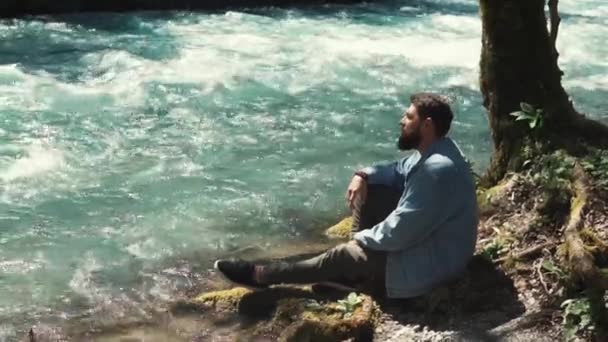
423, 117, 436, 135
423, 117, 433, 129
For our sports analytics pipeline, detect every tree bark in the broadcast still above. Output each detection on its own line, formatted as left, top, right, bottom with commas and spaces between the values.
479, 0, 577, 183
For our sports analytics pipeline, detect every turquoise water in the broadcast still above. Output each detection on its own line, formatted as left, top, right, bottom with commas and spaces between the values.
0, 0, 606, 338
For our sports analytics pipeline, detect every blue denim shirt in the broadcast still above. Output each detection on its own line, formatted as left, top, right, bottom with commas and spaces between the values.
354, 137, 478, 298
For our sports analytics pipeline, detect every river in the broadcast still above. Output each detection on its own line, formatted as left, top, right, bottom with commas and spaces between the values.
0, 0, 606, 339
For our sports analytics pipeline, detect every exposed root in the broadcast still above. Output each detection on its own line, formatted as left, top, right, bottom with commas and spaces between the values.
489, 309, 555, 338
535, 260, 551, 296
497, 241, 555, 263
561, 164, 608, 289
478, 150, 608, 340
581, 229, 608, 256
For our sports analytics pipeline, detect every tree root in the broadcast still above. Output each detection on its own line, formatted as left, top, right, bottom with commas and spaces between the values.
561, 164, 608, 289
581, 229, 608, 256
560, 163, 608, 339
496, 241, 555, 263
489, 309, 555, 338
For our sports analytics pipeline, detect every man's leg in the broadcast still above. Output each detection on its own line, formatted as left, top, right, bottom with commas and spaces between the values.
214, 184, 401, 293
352, 184, 402, 232
214, 241, 385, 292
258, 240, 385, 288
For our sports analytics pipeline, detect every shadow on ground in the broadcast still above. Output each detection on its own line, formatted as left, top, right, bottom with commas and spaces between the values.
376, 255, 526, 341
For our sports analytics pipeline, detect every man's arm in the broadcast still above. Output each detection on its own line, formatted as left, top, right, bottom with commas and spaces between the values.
360, 160, 406, 187
353, 162, 451, 252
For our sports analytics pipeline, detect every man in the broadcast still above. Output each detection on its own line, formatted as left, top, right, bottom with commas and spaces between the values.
215, 93, 478, 298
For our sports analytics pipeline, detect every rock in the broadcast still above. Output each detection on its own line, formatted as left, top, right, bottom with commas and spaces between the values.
21, 325, 67, 342
477, 175, 520, 215
275, 293, 378, 342
195, 287, 252, 311
324, 217, 354, 239
179, 286, 379, 341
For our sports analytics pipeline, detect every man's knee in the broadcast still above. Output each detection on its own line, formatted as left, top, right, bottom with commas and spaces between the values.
329, 240, 366, 262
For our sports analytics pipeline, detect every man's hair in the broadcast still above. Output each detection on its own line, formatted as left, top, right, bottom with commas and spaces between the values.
410, 93, 453, 137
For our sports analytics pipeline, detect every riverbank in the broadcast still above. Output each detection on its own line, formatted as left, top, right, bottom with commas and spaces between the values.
24, 217, 565, 341
0, 0, 362, 17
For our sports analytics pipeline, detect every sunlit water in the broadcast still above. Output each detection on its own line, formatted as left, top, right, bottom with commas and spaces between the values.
0, 0, 606, 339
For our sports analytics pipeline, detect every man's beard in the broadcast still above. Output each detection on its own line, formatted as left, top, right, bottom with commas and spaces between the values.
397, 129, 421, 151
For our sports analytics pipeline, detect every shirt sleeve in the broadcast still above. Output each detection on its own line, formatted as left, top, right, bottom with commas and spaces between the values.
354, 163, 450, 252
361, 160, 406, 187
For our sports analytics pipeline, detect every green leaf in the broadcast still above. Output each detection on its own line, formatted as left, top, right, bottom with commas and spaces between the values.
529, 118, 538, 129
542, 260, 559, 273
304, 300, 322, 310
511, 112, 534, 121
520, 102, 535, 113
579, 313, 592, 328
337, 293, 363, 313
565, 326, 576, 341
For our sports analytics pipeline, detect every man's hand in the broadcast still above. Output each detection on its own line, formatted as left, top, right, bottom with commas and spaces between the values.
346, 174, 367, 210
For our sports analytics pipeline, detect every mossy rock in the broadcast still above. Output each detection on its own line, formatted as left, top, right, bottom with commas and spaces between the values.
325, 217, 354, 239
178, 286, 320, 317
255, 292, 377, 341
186, 286, 378, 341
169, 287, 253, 316
195, 287, 252, 309
477, 175, 518, 215
275, 294, 378, 342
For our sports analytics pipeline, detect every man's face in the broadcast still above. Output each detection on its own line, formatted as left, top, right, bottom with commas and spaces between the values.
398, 104, 422, 151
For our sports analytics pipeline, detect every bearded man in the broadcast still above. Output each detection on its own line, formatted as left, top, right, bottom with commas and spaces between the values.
214, 93, 478, 298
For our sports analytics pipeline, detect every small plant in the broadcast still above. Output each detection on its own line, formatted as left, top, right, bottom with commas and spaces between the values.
581, 148, 608, 188
530, 150, 575, 189
481, 228, 514, 261
336, 292, 363, 313
304, 299, 323, 311
561, 297, 594, 341
511, 102, 544, 130
541, 259, 569, 281
481, 239, 505, 261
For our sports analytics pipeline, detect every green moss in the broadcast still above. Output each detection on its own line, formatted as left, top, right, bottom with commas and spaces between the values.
324, 217, 353, 239
477, 178, 512, 212
580, 148, 608, 189
192, 287, 378, 341
194, 287, 252, 309
570, 191, 586, 217
274, 293, 377, 342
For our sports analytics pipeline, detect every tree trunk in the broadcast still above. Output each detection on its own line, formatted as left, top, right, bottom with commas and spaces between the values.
479, 2, 608, 338
479, 0, 576, 184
